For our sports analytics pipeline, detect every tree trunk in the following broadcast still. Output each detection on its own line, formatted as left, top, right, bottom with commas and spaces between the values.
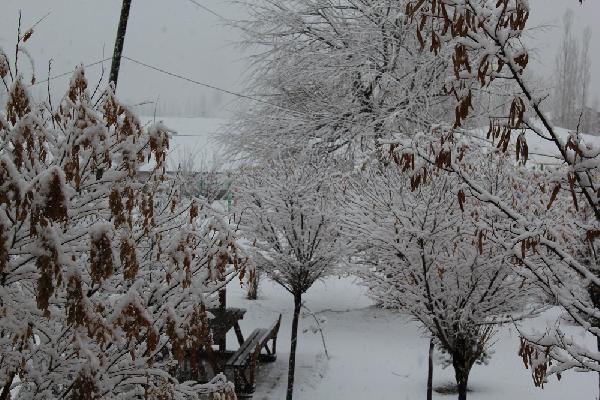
597, 335, 600, 400
453, 362, 470, 400
427, 339, 434, 400
457, 377, 468, 400
286, 292, 302, 400
589, 280, 600, 399
247, 269, 259, 300
109, 0, 133, 90
0, 372, 15, 400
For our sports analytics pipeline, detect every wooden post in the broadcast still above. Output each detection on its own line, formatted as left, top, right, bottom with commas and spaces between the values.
218, 283, 227, 352
109, 0, 133, 90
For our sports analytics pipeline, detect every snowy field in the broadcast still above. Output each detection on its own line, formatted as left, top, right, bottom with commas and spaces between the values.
223, 276, 596, 400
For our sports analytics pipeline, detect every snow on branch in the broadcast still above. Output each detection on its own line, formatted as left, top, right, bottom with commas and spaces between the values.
0, 53, 243, 399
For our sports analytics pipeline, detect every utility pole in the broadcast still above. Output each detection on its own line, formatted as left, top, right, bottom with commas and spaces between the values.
109, 0, 133, 91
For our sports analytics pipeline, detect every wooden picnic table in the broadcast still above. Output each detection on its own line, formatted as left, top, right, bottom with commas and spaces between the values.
174, 278, 281, 399
176, 307, 247, 382
208, 307, 247, 352
175, 305, 281, 398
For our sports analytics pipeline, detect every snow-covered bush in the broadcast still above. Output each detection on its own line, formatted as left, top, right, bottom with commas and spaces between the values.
233, 154, 344, 400
0, 50, 243, 399
345, 164, 533, 400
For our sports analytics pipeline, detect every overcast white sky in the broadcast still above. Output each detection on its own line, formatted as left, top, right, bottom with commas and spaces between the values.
1, 0, 598, 116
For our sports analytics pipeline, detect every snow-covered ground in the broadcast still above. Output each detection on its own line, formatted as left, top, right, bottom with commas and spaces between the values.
224, 276, 596, 399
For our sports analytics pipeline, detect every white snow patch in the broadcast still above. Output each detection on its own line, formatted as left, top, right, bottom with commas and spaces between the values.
225, 276, 596, 399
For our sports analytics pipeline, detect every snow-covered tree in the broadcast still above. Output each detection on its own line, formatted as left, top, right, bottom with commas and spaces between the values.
0, 47, 243, 399
0, 81, 5, 107
170, 148, 229, 204
233, 154, 344, 400
552, 10, 593, 132
344, 164, 532, 400
553, 9, 581, 130
226, 0, 454, 161
394, 0, 600, 392
578, 26, 594, 134
592, 97, 600, 136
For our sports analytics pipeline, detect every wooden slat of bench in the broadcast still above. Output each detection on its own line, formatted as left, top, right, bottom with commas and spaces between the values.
226, 329, 262, 368
228, 335, 259, 367
257, 315, 281, 343
226, 314, 282, 370
255, 329, 270, 347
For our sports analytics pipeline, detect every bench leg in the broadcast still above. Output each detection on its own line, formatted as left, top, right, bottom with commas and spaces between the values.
232, 343, 261, 395
259, 338, 277, 362
231, 368, 256, 395
234, 322, 245, 346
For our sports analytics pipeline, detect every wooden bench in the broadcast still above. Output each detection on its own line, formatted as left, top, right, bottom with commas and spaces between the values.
225, 314, 282, 396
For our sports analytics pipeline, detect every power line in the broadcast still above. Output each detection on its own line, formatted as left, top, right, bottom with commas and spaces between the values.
182, 0, 228, 22
31, 57, 113, 87
27, 55, 308, 118
121, 55, 309, 117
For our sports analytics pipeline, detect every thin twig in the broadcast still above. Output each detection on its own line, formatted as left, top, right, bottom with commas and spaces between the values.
27, 11, 51, 33
31, 57, 113, 87
14, 11, 21, 78
302, 303, 330, 359
153, 95, 160, 124
47, 59, 54, 128
91, 45, 106, 101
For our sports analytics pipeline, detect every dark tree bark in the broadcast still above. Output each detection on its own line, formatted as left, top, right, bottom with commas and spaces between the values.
457, 377, 468, 400
286, 292, 302, 400
109, 0, 133, 91
247, 269, 259, 300
0, 372, 14, 400
427, 339, 434, 400
218, 286, 227, 352
597, 336, 600, 399
453, 360, 471, 400
588, 280, 600, 399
